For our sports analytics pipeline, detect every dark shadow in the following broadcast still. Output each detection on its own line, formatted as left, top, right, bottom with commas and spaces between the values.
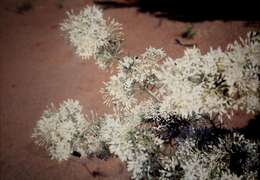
95, 0, 260, 22
239, 114, 260, 140
16, 1, 33, 14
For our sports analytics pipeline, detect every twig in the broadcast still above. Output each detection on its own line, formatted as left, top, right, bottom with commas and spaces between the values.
175, 38, 197, 47
143, 87, 161, 102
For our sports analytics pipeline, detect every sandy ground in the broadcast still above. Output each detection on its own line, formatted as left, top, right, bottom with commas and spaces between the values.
0, 0, 259, 179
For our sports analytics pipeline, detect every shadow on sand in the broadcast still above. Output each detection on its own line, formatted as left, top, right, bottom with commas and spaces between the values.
94, 0, 260, 22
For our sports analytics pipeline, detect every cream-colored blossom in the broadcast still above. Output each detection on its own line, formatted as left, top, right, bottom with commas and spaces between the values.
61, 6, 123, 69
157, 33, 260, 121
32, 99, 88, 161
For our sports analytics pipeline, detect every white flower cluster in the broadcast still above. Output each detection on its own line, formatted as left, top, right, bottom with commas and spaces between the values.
32, 99, 88, 161
220, 172, 242, 180
103, 47, 166, 111
157, 32, 260, 121
60, 6, 123, 69
77, 112, 106, 156
103, 73, 137, 110
100, 112, 163, 179
159, 156, 181, 180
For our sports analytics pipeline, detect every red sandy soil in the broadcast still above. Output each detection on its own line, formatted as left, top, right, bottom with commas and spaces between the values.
0, 0, 258, 179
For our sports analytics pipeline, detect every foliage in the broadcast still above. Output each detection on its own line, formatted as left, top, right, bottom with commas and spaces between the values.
181, 25, 196, 39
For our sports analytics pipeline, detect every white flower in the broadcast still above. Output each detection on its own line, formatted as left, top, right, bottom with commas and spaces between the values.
103, 47, 166, 111
102, 73, 137, 110
220, 172, 242, 180
100, 113, 162, 179
32, 99, 88, 161
159, 156, 180, 179
61, 6, 123, 69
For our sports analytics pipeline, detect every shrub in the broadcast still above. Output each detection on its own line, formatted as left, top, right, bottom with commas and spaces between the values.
32, 5, 260, 179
